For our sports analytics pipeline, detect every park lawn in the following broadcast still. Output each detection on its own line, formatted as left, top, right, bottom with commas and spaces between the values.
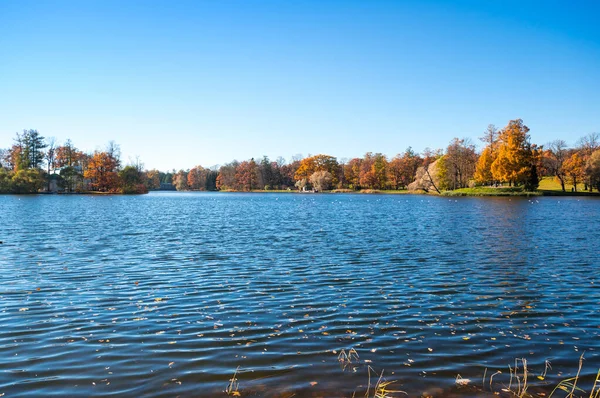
441, 186, 541, 196
538, 176, 580, 192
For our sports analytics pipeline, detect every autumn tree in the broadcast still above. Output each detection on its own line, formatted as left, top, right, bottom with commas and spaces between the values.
491, 119, 540, 190
343, 158, 362, 189
10, 169, 45, 193
444, 138, 477, 189
358, 152, 388, 189
145, 169, 161, 190
294, 154, 340, 186
119, 165, 148, 194
586, 149, 600, 192
216, 161, 239, 190
563, 152, 586, 192
173, 170, 189, 191
279, 158, 300, 189
187, 166, 207, 190
474, 125, 502, 186
576, 133, 599, 191
235, 159, 258, 191
54, 139, 85, 192
392, 147, 422, 190
84, 151, 119, 192
474, 147, 496, 185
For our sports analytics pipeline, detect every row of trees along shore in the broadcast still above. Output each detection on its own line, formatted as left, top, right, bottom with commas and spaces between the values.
0, 130, 148, 194
1, 119, 599, 194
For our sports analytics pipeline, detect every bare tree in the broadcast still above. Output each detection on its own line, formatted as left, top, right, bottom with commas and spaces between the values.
546, 139, 569, 191
577, 132, 599, 156
106, 141, 121, 170
46, 137, 57, 191
445, 137, 477, 189
480, 124, 499, 151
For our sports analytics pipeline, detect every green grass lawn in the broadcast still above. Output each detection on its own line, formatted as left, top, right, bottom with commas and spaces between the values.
441, 186, 541, 196
441, 177, 599, 197
538, 176, 575, 192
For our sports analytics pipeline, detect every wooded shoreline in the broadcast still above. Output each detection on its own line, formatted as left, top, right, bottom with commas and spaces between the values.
2, 120, 599, 196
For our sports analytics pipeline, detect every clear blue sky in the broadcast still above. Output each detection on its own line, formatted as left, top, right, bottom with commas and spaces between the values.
1, 0, 598, 171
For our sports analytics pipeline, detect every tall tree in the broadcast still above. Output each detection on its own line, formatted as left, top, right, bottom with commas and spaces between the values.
84, 151, 119, 192
577, 132, 599, 191
491, 119, 539, 189
563, 152, 586, 192
474, 146, 496, 185
216, 161, 239, 190
145, 169, 161, 190
343, 158, 362, 189
294, 154, 340, 186
480, 124, 499, 150
444, 138, 477, 189
45, 137, 57, 191
235, 159, 258, 191
173, 170, 189, 191
359, 152, 388, 189
586, 149, 600, 192
187, 166, 207, 190
119, 165, 148, 194
15, 129, 47, 170
545, 140, 569, 192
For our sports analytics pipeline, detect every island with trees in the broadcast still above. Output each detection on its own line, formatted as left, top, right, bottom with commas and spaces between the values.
1, 119, 599, 196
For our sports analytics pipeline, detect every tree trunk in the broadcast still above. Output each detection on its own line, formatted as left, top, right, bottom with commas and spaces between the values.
424, 168, 440, 194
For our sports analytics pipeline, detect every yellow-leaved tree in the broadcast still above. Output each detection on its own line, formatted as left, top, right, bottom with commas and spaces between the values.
474, 146, 496, 185
490, 119, 540, 190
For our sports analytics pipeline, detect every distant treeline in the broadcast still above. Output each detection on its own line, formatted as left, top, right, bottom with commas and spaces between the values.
0, 131, 147, 194
167, 119, 600, 193
1, 119, 599, 194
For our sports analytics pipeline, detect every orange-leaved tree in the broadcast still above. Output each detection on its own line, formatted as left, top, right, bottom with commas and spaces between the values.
563, 152, 586, 192
294, 155, 340, 187
84, 151, 119, 192
491, 119, 540, 190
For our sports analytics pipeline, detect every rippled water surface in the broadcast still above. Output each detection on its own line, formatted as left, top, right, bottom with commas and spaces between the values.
1, 192, 599, 397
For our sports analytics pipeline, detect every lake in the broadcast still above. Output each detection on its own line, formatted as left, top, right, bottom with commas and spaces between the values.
0, 192, 599, 397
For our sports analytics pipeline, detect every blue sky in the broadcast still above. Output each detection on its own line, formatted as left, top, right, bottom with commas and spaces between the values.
1, 0, 598, 171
